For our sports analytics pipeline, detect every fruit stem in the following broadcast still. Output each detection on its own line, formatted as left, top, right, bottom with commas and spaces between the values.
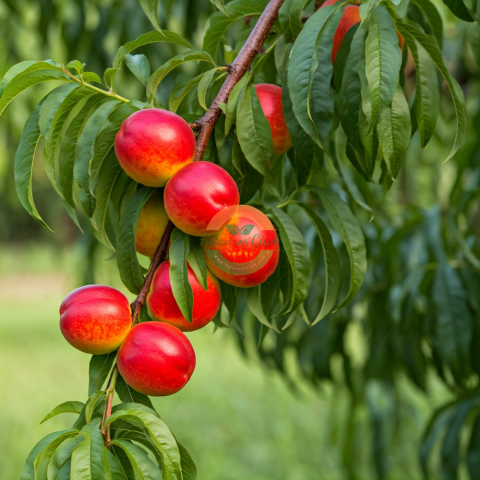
101, 366, 119, 444
62, 69, 130, 103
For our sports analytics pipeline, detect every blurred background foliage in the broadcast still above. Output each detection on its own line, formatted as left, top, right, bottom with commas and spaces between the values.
1, 0, 480, 479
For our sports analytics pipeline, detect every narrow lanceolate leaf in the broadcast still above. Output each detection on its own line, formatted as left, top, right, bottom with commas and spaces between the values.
105, 449, 129, 480
396, 18, 466, 162
409, 0, 443, 47
203, 0, 268, 61
467, 411, 480, 479
268, 208, 311, 313
106, 408, 182, 480
111, 440, 163, 480
198, 68, 219, 110
74, 99, 121, 193
237, 85, 274, 177
187, 237, 208, 291
113, 31, 191, 69
247, 286, 279, 331
169, 74, 203, 113
442, 0, 473, 21
13, 101, 52, 231
139, 0, 162, 32
115, 374, 155, 410
169, 229, 194, 323
409, 41, 439, 148
432, 263, 473, 381
279, 0, 303, 42
306, 186, 367, 309
146, 50, 215, 101
288, 4, 344, 148
85, 391, 106, 424
377, 83, 411, 181
210, 0, 229, 16
178, 442, 197, 480
125, 54, 151, 86
40, 401, 84, 424
47, 435, 83, 479
117, 187, 154, 294
89, 353, 117, 397
225, 72, 251, 134
365, 6, 403, 129
297, 203, 341, 325
21, 430, 72, 480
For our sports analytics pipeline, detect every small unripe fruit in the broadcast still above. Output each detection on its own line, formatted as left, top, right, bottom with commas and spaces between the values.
147, 260, 221, 332
136, 191, 170, 259
201, 205, 280, 288
59, 285, 131, 355
117, 322, 196, 396
254, 84, 293, 154
164, 161, 240, 237
115, 108, 196, 187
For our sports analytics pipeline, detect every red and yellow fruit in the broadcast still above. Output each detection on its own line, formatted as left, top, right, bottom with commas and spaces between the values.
136, 190, 170, 259
115, 108, 196, 187
201, 205, 280, 288
164, 161, 240, 237
117, 322, 196, 396
254, 84, 293, 154
147, 260, 221, 332
59, 285, 131, 355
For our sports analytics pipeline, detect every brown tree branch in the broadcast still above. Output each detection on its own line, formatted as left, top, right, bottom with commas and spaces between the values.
100, 0, 285, 442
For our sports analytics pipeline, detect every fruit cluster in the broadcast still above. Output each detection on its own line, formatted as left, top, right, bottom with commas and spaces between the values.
59, 83, 290, 397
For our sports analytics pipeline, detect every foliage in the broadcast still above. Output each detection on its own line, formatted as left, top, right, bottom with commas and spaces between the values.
2, 0, 480, 478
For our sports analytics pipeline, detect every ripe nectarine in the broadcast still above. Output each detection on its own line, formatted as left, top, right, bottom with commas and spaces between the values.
115, 108, 196, 187
117, 322, 195, 396
59, 285, 131, 355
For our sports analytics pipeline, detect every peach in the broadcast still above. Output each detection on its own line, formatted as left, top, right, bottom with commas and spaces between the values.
147, 260, 221, 332
200, 205, 280, 288
117, 322, 195, 396
254, 84, 293, 154
59, 285, 131, 355
136, 190, 170, 259
164, 161, 240, 237
114, 108, 196, 187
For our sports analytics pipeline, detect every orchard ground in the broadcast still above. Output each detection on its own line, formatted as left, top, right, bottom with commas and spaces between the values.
0, 244, 460, 480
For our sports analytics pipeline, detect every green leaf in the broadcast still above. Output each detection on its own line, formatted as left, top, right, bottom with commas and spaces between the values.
21, 431, 72, 480
85, 391, 107, 424
106, 408, 182, 480
110, 440, 163, 480
47, 435, 83, 479
306, 186, 367, 309
225, 72, 251, 135
113, 31, 191, 69
40, 401, 84, 424
169, 73, 203, 113
442, 0, 474, 21
396, 17, 466, 162
410, 40, 439, 148
287, 4, 344, 148
169, 229, 194, 323
177, 442, 197, 480
203, 0, 268, 61
104, 68, 119, 91
187, 237, 208, 291
247, 286, 279, 331
468, 22, 480, 70
296, 203, 341, 325
409, 0, 443, 47
209, 0, 230, 16
268, 208, 311, 313
432, 263, 473, 381
74, 99, 121, 193
377, 83, 411, 180
198, 68, 219, 110
117, 187, 154, 294
105, 449, 130, 480
237, 85, 274, 177
146, 50, 215, 101
67, 60, 84, 75
279, 0, 303, 42
365, 6, 403, 129
115, 375, 155, 410
467, 411, 480, 479
125, 54, 151, 86
139, 0, 162, 32
333, 24, 358, 92
13, 101, 52, 231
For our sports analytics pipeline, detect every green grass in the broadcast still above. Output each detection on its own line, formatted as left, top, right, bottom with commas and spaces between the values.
0, 244, 454, 480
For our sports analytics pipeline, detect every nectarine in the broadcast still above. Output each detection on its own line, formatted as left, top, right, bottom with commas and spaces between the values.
147, 260, 221, 332
164, 161, 240, 237
115, 108, 196, 187
200, 205, 280, 288
59, 285, 131, 355
117, 322, 195, 396
136, 190, 170, 259
254, 84, 292, 154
